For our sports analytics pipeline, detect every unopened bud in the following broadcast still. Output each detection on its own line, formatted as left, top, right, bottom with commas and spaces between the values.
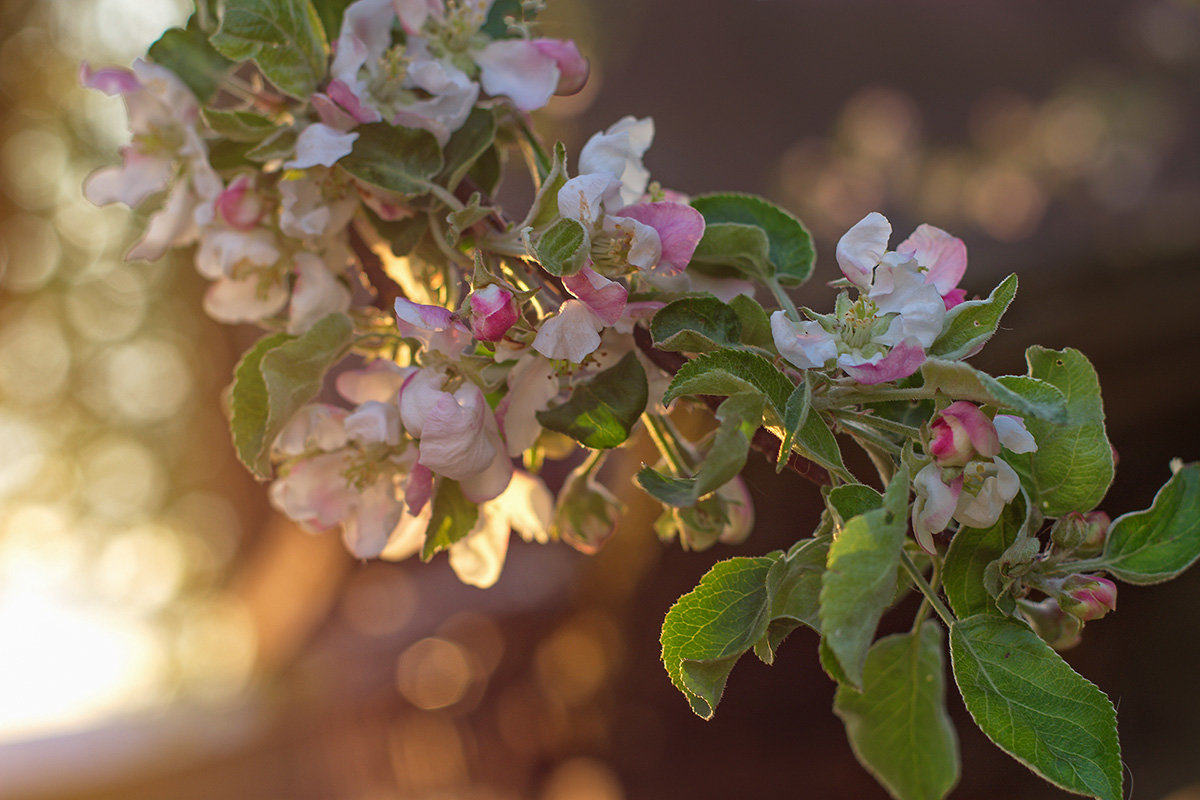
1078, 511, 1110, 556
1019, 598, 1083, 651
1051, 511, 1110, 555
1055, 574, 1118, 622
928, 401, 1000, 467
554, 461, 623, 555
469, 284, 519, 342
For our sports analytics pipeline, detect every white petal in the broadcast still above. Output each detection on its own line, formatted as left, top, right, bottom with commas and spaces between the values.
579, 116, 654, 206
994, 414, 1037, 453
288, 253, 351, 334
532, 300, 603, 363
447, 513, 510, 589
285, 124, 359, 169
203, 273, 289, 324
476, 40, 558, 111
341, 475, 405, 558
502, 355, 559, 457
770, 311, 838, 370
836, 212, 891, 288
344, 400, 402, 445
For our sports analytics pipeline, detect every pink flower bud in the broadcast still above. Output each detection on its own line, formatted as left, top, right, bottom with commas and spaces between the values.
1051, 510, 1110, 555
469, 284, 519, 342
1081, 511, 1111, 555
928, 401, 1000, 467
216, 175, 267, 231
532, 39, 590, 96
1056, 574, 1118, 622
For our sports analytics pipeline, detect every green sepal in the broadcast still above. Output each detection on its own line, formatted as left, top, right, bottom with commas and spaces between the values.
834, 623, 961, 800
690, 193, 816, 286
1096, 462, 1200, 584
929, 273, 1017, 361
950, 614, 1123, 800
210, 0, 329, 99
536, 351, 648, 449
534, 217, 589, 276
520, 141, 569, 232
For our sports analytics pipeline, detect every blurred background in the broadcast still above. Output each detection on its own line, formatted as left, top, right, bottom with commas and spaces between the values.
1, 0, 1199, 798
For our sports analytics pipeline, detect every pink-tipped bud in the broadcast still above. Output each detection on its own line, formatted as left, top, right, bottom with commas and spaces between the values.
469, 285, 519, 342
1056, 574, 1118, 622
533, 39, 590, 96
928, 401, 1000, 467
1052, 510, 1110, 555
216, 175, 267, 231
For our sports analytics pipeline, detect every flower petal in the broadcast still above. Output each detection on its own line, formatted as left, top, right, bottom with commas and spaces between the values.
578, 116, 654, 206
284, 124, 359, 170
836, 211, 891, 288
562, 266, 627, 326
839, 337, 926, 385
771, 311, 838, 370
532, 299, 603, 363
994, 414, 1037, 453
897, 223, 968, 297
615, 201, 705, 274
476, 39, 559, 111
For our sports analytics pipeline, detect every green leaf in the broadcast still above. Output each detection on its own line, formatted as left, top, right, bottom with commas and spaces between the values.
211, 0, 329, 99
148, 16, 234, 102
421, 479, 480, 560
437, 107, 497, 190
776, 378, 811, 471
920, 359, 1067, 423
950, 614, 1122, 800
650, 295, 743, 353
339, 123, 444, 195
929, 273, 1018, 361
636, 468, 700, 507
1007, 348, 1113, 517
827, 484, 883, 526
231, 313, 354, 479
688, 222, 773, 283
661, 556, 777, 718
481, 0, 524, 37
818, 464, 909, 688
536, 351, 648, 448
534, 217, 589, 276
310, 0, 353, 40
1098, 462, 1200, 584
663, 349, 793, 420
835, 623, 960, 800
942, 500, 1023, 618
365, 209, 429, 257
755, 535, 830, 663
201, 108, 281, 142
691, 193, 816, 286
244, 127, 298, 162
728, 294, 775, 352
229, 331, 293, 478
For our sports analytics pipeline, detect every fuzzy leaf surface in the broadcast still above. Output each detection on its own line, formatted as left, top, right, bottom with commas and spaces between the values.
1099, 462, 1200, 584
211, 0, 329, 99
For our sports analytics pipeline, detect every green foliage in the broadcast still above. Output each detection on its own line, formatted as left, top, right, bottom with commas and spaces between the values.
521, 142, 569, 231
148, 16, 234, 102
229, 314, 355, 479
211, 0, 329, 99
340, 123, 445, 196
438, 108, 498, 190
826, 484, 883, 525
929, 274, 1017, 361
1098, 462, 1200, 584
1007, 348, 1114, 517
663, 348, 792, 421
920, 359, 1067, 423
818, 465, 909, 688
650, 296, 743, 353
661, 541, 830, 718
950, 614, 1122, 800
536, 352, 648, 448
422, 479, 479, 560
778, 377, 847, 476
661, 556, 777, 718
534, 217, 589, 276
834, 623, 960, 800
728, 294, 775, 352
244, 128, 299, 162
637, 393, 762, 507
690, 193, 816, 286
201, 108, 281, 142
310, 0, 354, 40
942, 501, 1023, 618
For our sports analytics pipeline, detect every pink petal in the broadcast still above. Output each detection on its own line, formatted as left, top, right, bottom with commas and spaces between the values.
394, 297, 472, 356
942, 288, 968, 309
79, 63, 140, 95
460, 443, 514, 504
470, 284, 519, 342
417, 384, 498, 480
938, 401, 1000, 460
405, 463, 434, 514
215, 175, 266, 231
562, 267, 627, 326
532, 38, 589, 95
615, 202, 705, 274
836, 212, 891, 288
839, 337, 926, 384
912, 463, 961, 553
897, 223, 968, 297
